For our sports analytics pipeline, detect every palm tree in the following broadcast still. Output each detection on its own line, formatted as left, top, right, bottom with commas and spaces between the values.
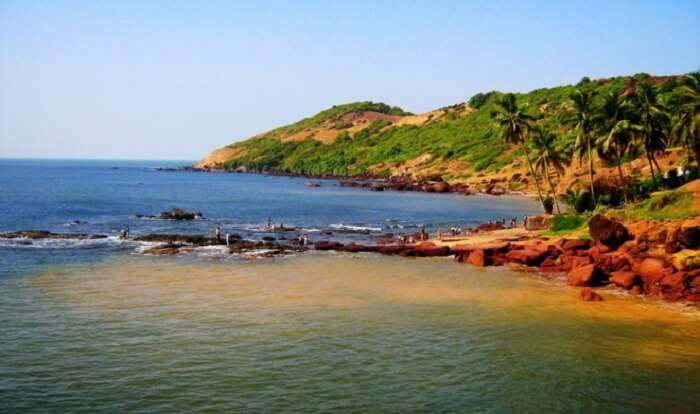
570, 89, 597, 205
673, 72, 700, 166
493, 93, 546, 210
626, 81, 670, 187
530, 125, 566, 213
595, 91, 635, 203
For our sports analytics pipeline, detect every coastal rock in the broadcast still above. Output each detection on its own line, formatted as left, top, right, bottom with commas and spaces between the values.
588, 214, 629, 249
670, 249, 700, 271
561, 239, 590, 251
0, 230, 108, 240
432, 182, 450, 193
636, 257, 671, 284
314, 241, 343, 251
609, 270, 639, 289
567, 264, 602, 287
466, 249, 486, 267
678, 225, 700, 249
158, 208, 203, 220
340, 243, 377, 253
579, 287, 603, 302
505, 248, 548, 266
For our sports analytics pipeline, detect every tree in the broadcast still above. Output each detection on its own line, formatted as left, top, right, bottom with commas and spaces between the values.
530, 125, 566, 213
625, 81, 670, 188
595, 91, 635, 203
493, 93, 546, 211
673, 72, 700, 166
570, 89, 598, 205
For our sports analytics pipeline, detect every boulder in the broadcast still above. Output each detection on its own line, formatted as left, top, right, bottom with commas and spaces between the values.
432, 182, 450, 193
659, 272, 688, 292
376, 245, 405, 255
678, 225, 700, 249
466, 249, 487, 267
340, 243, 376, 253
505, 249, 548, 266
158, 208, 203, 220
588, 214, 629, 249
580, 287, 603, 302
609, 270, 639, 289
561, 239, 590, 251
636, 257, 670, 284
670, 249, 700, 271
567, 264, 602, 287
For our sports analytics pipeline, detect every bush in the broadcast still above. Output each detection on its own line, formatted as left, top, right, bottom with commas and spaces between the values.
566, 189, 595, 213
543, 197, 554, 214
550, 214, 587, 232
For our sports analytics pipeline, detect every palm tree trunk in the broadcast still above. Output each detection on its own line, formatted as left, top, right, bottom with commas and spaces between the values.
646, 146, 658, 188
544, 158, 561, 213
522, 143, 545, 211
616, 159, 628, 204
587, 137, 596, 206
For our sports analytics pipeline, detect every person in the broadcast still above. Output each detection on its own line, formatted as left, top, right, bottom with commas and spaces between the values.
119, 228, 126, 239
125, 227, 129, 239
225, 232, 230, 247
435, 227, 442, 239
302, 234, 309, 247
214, 226, 221, 241
523, 215, 528, 228
267, 217, 272, 230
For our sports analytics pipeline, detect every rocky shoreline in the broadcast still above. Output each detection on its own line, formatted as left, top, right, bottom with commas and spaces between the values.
161, 166, 526, 196
317, 214, 700, 305
3, 214, 698, 305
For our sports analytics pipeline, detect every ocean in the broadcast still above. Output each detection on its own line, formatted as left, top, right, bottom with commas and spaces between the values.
1, 159, 699, 413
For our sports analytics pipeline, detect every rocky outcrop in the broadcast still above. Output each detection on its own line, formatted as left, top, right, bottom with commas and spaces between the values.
0, 230, 108, 240
580, 288, 603, 301
589, 214, 629, 249
158, 208, 203, 220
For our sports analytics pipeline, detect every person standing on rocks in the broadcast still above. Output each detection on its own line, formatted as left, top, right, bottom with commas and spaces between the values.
214, 226, 221, 242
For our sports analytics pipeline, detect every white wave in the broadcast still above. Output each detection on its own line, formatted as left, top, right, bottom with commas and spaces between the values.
330, 223, 382, 232
0, 235, 131, 250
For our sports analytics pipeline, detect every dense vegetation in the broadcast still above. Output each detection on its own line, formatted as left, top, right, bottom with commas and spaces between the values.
211, 73, 699, 208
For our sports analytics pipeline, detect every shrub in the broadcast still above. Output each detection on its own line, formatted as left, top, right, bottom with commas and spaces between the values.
550, 214, 587, 233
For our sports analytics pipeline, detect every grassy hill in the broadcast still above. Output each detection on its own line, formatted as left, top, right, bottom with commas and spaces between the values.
196, 73, 691, 192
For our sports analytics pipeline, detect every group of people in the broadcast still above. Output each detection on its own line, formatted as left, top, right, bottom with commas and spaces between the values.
213, 226, 232, 246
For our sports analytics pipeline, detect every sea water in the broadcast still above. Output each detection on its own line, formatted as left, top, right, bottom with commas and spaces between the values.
1, 159, 698, 413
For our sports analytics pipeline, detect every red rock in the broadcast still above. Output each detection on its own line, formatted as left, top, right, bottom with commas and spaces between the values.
580, 288, 603, 301
609, 270, 639, 289
679, 225, 700, 249
595, 243, 612, 254
466, 249, 487, 267
340, 243, 376, 253
631, 285, 643, 295
685, 294, 700, 302
692, 276, 700, 289
402, 246, 451, 257
567, 264, 601, 287
376, 245, 404, 255
314, 241, 343, 251
432, 182, 450, 193
505, 249, 548, 266
561, 254, 592, 272
588, 214, 629, 249
637, 257, 670, 284
660, 272, 688, 291
491, 254, 508, 266
562, 239, 590, 251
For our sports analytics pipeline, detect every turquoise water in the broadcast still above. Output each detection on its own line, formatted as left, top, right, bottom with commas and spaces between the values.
1, 160, 699, 413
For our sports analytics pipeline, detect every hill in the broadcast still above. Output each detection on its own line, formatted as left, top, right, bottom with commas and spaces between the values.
196, 73, 691, 194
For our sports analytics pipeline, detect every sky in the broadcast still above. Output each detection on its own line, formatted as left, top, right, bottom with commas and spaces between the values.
0, 1, 698, 160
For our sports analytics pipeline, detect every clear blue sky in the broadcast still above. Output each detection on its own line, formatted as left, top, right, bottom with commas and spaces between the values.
1, 0, 698, 160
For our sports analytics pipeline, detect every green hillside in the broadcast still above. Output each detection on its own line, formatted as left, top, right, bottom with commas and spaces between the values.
200, 73, 692, 180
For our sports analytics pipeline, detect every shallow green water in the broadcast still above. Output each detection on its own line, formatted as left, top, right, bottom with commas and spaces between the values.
1, 253, 699, 413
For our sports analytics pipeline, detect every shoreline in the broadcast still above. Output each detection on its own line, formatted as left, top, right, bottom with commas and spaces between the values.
156, 166, 539, 198
5, 213, 698, 308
